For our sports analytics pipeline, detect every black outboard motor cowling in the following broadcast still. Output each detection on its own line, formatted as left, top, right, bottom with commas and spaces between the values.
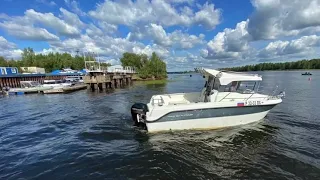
131, 103, 148, 127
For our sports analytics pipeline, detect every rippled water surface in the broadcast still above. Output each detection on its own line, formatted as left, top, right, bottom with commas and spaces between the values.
1, 71, 320, 179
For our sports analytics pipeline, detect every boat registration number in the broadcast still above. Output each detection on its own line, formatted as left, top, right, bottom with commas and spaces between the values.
245, 100, 262, 106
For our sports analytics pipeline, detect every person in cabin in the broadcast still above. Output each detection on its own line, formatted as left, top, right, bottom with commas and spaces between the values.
229, 81, 238, 92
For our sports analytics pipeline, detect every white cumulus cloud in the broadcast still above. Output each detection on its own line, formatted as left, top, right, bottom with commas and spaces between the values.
127, 23, 205, 49
259, 35, 320, 58
25, 9, 81, 37
89, 0, 221, 29
202, 20, 250, 60
0, 21, 59, 41
0, 36, 23, 59
64, 0, 86, 16
248, 0, 320, 40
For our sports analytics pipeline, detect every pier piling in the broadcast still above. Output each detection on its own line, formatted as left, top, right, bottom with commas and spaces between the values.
83, 72, 133, 91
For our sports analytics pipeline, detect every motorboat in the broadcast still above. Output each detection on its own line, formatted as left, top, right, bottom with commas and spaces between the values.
301, 72, 312, 75
65, 76, 84, 83
42, 79, 86, 94
42, 79, 74, 94
42, 80, 72, 89
5, 81, 53, 95
131, 68, 285, 133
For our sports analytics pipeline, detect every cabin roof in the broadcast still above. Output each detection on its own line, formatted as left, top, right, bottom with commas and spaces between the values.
196, 68, 262, 85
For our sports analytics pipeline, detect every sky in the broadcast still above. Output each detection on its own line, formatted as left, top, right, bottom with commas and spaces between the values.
1, 0, 320, 71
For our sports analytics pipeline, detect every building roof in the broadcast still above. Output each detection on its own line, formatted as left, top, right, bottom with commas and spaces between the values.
196, 68, 262, 85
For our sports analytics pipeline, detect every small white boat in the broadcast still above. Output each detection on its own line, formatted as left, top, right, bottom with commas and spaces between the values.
131, 68, 285, 133
42, 80, 72, 89
6, 81, 53, 95
43, 83, 87, 94
65, 76, 84, 83
42, 79, 73, 94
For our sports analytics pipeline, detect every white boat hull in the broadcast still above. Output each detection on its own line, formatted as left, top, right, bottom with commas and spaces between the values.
130, 68, 285, 133
146, 110, 270, 133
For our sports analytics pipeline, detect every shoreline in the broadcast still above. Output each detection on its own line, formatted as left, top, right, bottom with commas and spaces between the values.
220, 69, 320, 72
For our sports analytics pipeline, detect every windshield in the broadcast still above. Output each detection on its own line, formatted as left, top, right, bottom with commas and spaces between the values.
221, 81, 260, 93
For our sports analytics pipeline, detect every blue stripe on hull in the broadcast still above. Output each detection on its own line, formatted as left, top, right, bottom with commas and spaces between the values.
150, 105, 275, 123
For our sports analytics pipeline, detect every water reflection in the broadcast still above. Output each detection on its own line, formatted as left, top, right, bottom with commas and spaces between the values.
1, 71, 320, 179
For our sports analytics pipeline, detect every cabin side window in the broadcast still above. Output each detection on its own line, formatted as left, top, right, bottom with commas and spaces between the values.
221, 81, 239, 92
236, 81, 257, 93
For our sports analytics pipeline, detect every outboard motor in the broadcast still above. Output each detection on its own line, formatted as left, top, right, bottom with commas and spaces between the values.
131, 103, 148, 128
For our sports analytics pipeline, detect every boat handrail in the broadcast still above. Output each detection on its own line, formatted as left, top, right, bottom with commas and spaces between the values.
218, 90, 256, 102
220, 97, 266, 100
217, 92, 283, 101
152, 96, 164, 106
267, 91, 285, 100
219, 92, 231, 102
244, 93, 255, 101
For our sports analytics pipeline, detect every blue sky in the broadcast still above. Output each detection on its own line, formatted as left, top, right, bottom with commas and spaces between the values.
1, 0, 320, 71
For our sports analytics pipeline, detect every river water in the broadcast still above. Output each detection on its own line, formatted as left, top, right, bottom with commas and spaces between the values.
0, 71, 319, 179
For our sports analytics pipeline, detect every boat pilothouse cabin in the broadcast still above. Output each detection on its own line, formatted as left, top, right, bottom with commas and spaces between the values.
131, 68, 285, 133
198, 68, 264, 104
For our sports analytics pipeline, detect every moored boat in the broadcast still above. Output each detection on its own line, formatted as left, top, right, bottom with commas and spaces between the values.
42, 80, 86, 94
131, 68, 285, 133
6, 81, 53, 95
42, 80, 72, 89
62, 83, 87, 93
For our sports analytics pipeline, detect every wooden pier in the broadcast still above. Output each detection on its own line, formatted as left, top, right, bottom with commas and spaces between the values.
0, 72, 135, 91
84, 72, 133, 91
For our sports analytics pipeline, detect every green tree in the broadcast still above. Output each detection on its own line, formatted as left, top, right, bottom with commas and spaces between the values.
0, 47, 111, 73
120, 52, 167, 79
0, 56, 7, 67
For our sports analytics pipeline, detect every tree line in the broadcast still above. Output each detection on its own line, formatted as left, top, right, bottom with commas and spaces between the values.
120, 52, 167, 79
221, 59, 320, 71
0, 47, 110, 73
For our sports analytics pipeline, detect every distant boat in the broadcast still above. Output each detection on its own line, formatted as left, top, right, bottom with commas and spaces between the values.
301, 72, 312, 75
